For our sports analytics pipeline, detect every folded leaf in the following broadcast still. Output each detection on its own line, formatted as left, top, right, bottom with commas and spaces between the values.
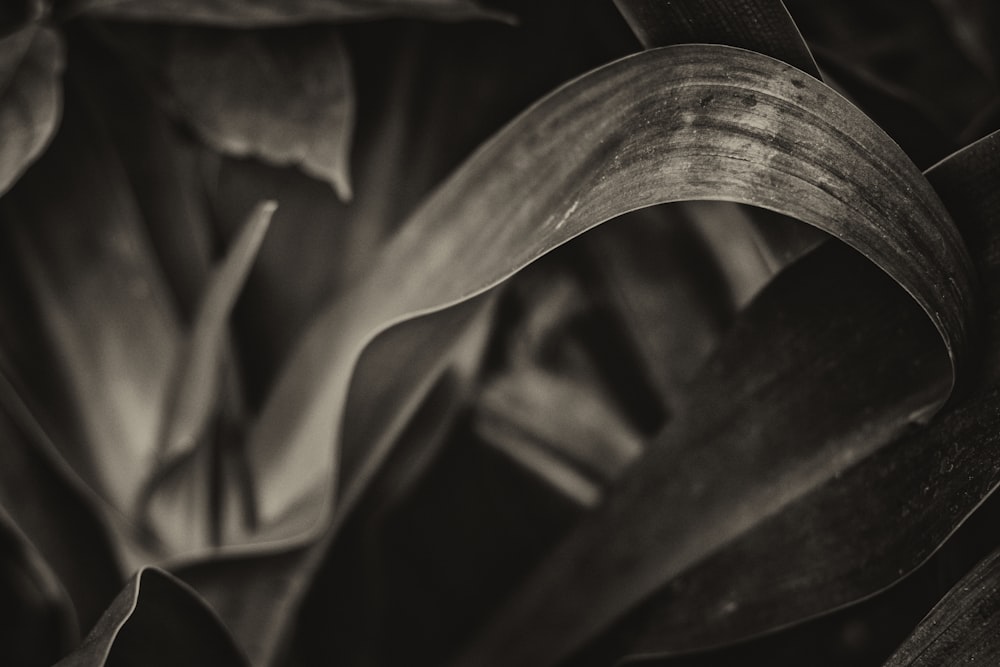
884, 546, 1000, 666
56, 568, 247, 667
70, 0, 514, 26
0, 23, 63, 195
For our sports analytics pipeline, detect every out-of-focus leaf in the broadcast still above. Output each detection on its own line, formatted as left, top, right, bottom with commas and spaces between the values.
66, 25, 222, 319
0, 71, 183, 526
56, 568, 247, 667
0, 23, 63, 196
198, 6, 637, 407
784, 0, 999, 145
70, 0, 514, 26
0, 507, 76, 666
157, 201, 273, 465
930, 0, 1000, 84
140, 202, 275, 555
555, 129, 1000, 666
147, 27, 355, 200
0, 0, 44, 35
613, 0, 819, 77
884, 546, 1000, 666
247, 43, 971, 552
203, 44, 974, 664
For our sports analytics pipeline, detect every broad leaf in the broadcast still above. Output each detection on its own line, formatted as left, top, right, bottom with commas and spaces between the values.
784, 0, 999, 145
0, 23, 63, 196
132, 26, 357, 200
71, 0, 514, 26
56, 568, 247, 667
0, 507, 76, 666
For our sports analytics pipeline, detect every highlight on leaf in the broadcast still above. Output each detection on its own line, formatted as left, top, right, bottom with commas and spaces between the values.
1, 1, 999, 666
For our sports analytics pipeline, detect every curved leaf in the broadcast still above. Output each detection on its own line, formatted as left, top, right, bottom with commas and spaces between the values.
56, 568, 247, 667
0, 507, 76, 666
184, 43, 976, 661
884, 546, 1000, 666
0, 23, 63, 195
0, 70, 183, 523
613, 0, 819, 77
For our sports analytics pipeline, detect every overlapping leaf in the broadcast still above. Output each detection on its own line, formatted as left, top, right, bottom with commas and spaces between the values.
0, 508, 76, 666
247, 42, 971, 549
119, 26, 357, 200
156, 42, 968, 663
0, 22, 63, 195
72, 0, 513, 26
55, 568, 246, 667
884, 545, 1000, 666
0, 35, 275, 565
552, 134, 1000, 667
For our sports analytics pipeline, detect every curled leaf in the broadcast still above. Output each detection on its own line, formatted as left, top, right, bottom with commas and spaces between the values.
56, 568, 247, 667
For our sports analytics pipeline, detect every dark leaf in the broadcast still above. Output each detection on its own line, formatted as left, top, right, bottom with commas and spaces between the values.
884, 546, 1000, 666
0, 508, 76, 666
613, 0, 819, 77
248, 42, 971, 553
135, 26, 357, 200
56, 568, 247, 667
0, 23, 63, 195
784, 0, 999, 145
928, 0, 1000, 85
